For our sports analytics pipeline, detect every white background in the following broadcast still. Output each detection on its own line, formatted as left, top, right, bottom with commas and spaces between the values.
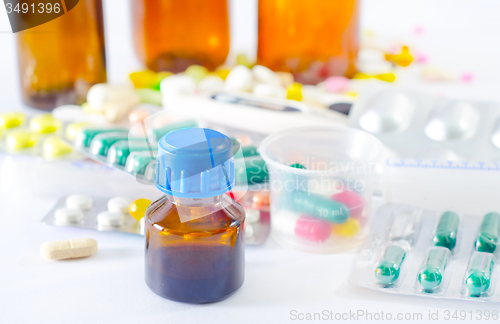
1, 1, 500, 323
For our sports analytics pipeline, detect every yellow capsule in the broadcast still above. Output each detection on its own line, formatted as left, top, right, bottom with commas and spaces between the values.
129, 198, 152, 221
6, 129, 38, 151
43, 135, 73, 158
374, 73, 396, 83
66, 122, 92, 141
352, 72, 372, 80
286, 82, 303, 101
129, 70, 158, 89
216, 68, 231, 81
185, 65, 209, 84
0, 112, 26, 129
332, 218, 360, 237
344, 91, 358, 97
236, 54, 253, 68
29, 114, 62, 134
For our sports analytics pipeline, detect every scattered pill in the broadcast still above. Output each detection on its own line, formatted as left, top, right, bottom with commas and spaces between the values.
244, 208, 260, 224
375, 244, 406, 285
43, 135, 73, 158
30, 114, 62, 134
160, 74, 197, 97
87, 84, 135, 112
332, 190, 365, 221
324, 76, 350, 93
89, 133, 144, 156
475, 212, 500, 253
286, 82, 303, 101
433, 211, 459, 251
198, 75, 224, 92
129, 198, 152, 221
0, 112, 26, 129
289, 191, 349, 224
107, 140, 151, 166
185, 65, 209, 84
55, 208, 83, 224
125, 151, 156, 175
252, 191, 270, 209
252, 65, 281, 86
245, 224, 255, 239
274, 213, 331, 242
465, 252, 495, 297
108, 197, 132, 214
6, 129, 38, 151
103, 92, 141, 123
224, 65, 253, 92
66, 194, 93, 211
373, 73, 396, 83
129, 70, 159, 89
252, 83, 285, 98
216, 68, 231, 80
332, 218, 360, 237
275, 72, 294, 87
41, 238, 98, 260
385, 46, 413, 67
98, 211, 124, 227
418, 247, 450, 291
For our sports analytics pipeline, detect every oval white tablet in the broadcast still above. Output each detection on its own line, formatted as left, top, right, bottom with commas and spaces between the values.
244, 208, 260, 224
66, 194, 93, 211
108, 197, 132, 213
97, 212, 124, 227
41, 238, 97, 260
55, 208, 83, 224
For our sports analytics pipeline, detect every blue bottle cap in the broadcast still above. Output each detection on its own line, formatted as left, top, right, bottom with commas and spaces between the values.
155, 128, 235, 198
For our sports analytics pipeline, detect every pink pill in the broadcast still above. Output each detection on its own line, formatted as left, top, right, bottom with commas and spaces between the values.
295, 216, 331, 242
325, 76, 350, 93
332, 190, 365, 223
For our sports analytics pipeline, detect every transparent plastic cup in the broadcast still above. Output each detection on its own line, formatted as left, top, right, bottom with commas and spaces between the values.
259, 126, 384, 253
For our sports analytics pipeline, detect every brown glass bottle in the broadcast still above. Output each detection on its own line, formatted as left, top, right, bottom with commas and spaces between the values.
257, 0, 359, 84
145, 194, 245, 303
16, 0, 107, 110
131, 0, 230, 73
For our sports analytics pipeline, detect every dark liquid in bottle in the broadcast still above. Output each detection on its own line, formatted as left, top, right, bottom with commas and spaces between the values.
145, 195, 245, 303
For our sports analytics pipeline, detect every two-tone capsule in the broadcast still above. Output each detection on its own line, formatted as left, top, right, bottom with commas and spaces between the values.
288, 191, 349, 224
464, 252, 495, 297
417, 247, 451, 291
375, 244, 406, 285
475, 212, 500, 253
433, 211, 459, 251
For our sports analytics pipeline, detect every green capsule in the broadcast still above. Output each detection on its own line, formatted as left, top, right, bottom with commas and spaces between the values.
465, 252, 495, 297
90, 133, 145, 157
475, 212, 500, 253
241, 145, 259, 158
289, 191, 349, 224
290, 163, 306, 169
75, 128, 128, 148
107, 140, 154, 166
433, 211, 459, 250
418, 247, 450, 291
125, 151, 157, 175
235, 158, 268, 185
150, 120, 198, 141
375, 245, 406, 285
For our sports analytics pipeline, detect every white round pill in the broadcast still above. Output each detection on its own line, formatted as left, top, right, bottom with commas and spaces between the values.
244, 208, 260, 224
97, 212, 124, 227
66, 195, 93, 211
224, 65, 253, 92
55, 208, 83, 224
252, 65, 281, 86
245, 224, 255, 239
108, 197, 132, 214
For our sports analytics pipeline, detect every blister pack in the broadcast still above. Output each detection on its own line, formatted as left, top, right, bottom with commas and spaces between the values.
348, 85, 500, 162
349, 204, 500, 302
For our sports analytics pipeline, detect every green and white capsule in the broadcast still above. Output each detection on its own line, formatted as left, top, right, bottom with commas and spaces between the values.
433, 211, 459, 251
418, 247, 450, 291
375, 245, 406, 285
464, 252, 495, 297
475, 212, 500, 253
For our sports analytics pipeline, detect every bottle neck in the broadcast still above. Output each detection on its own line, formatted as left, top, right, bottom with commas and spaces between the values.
169, 194, 223, 207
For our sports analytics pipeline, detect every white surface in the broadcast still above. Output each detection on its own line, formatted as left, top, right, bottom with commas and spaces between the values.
2, 1, 500, 323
